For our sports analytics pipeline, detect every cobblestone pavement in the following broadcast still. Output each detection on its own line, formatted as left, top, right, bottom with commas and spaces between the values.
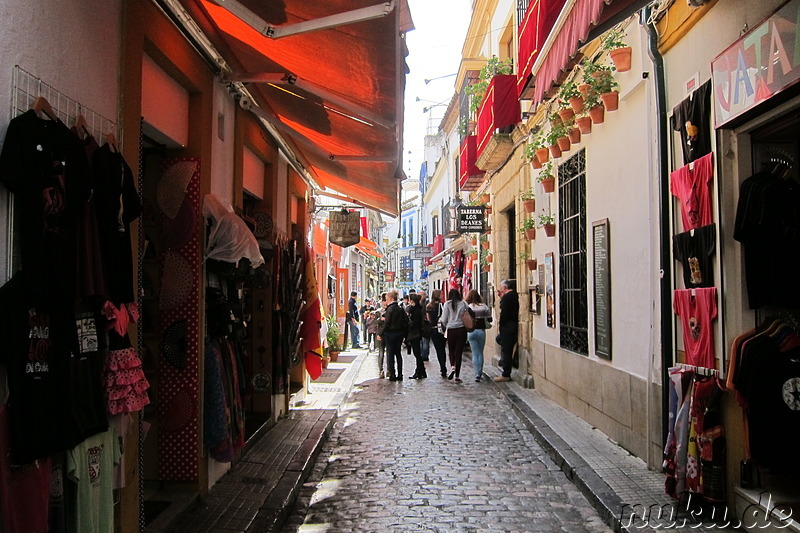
282, 352, 613, 533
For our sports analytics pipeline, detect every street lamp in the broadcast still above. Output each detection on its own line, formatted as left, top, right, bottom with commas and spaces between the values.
424, 73, 457, 85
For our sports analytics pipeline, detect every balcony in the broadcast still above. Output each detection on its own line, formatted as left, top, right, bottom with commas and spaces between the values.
459, 135, 485, 192
517, 0, 568, 99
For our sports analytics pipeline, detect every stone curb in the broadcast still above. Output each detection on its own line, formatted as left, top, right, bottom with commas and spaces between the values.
485, 369, 628, 533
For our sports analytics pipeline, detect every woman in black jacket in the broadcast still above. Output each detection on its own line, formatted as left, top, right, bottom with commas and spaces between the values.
407, 293, 427, 379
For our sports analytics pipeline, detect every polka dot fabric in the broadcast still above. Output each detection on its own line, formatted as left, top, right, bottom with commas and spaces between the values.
157, 158, 201, 482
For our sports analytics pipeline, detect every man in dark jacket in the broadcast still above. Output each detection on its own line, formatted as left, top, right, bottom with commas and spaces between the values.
381, 289, 407, 381
347, 291, 362, 349
494, 279, 518, 382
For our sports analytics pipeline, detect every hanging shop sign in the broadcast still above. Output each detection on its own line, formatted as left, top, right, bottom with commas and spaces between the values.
412, 245, 433, 259
712, 0, 800, 127
456, 205, 486, 233
384, 271, 396, 283
329, 210, 361, 247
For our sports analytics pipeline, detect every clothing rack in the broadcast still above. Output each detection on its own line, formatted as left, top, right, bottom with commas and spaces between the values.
674, 363, 720, 378
11, 65, 120, 146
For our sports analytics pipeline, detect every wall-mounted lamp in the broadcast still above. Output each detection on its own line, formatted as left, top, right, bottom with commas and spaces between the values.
424, 73, 457, 85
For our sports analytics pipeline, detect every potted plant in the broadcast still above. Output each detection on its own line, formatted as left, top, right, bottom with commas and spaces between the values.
522, 142, 542, 169
537, 160, 556, 193
480, 234, 490, 250
325, 315, 342, 361
479, 192, 491, 204
539, 213, 556, 237
591, 67, 620, 112
520, 188, 536, 213
468, 247, 479, 260
530, 131, 549, 164
575, 111, 592, 134
559, 80, 584, 115
603, 27, 632, 72
519, 216, 537, 240
465, 56, 514, 114
545, 125, 564, 159
485, 253, 493, 263
583, 89, 605, 125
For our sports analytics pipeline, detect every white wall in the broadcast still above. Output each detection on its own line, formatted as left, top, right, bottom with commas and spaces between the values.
0, 0, 123, 281
210, 81, 237, 204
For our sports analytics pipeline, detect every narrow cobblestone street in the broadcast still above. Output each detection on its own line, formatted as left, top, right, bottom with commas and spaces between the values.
282, 352, 613, 532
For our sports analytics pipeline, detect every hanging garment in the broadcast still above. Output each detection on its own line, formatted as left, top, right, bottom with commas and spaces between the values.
733, 170, 800, 309
673, 287, 717, 368
66, 428, 121, 533
670, 80, 712, 165
670, 152, 714, 232
672, 223, 716, 288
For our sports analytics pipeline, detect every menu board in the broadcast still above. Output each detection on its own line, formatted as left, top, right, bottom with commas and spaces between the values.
593, 219, 611, 359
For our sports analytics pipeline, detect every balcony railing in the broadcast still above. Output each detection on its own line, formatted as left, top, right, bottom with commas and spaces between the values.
517, 0, 531, 27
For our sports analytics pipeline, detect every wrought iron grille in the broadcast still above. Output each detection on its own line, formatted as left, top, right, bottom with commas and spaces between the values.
517, 0, 532, 28
558, 149, 588, 355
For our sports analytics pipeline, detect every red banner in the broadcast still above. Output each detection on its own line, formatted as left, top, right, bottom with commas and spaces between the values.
459, 135, 483, 191
517, 0, 567, 96
476, 74, 521, 156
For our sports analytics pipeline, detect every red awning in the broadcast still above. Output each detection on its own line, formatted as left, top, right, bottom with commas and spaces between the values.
355, 236, 383, 257
475, 74, 520, 157
180, 0, 413, 215
532, 0, 609, 106
517, 0, 568, 97
459, 135, 484, 191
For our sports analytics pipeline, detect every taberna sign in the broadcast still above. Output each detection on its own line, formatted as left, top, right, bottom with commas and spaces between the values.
457, 205, 486, 234
329, 210, 361, 247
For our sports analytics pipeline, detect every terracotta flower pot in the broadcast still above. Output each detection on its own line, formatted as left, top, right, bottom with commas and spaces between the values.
480, 193, 491, 204
569, 95, 584, 114
550, 115, 562, 127
329, 350, 340, 362
468, 252, 478, 260
485, 206, 492, 215
481, 241, 490, 250
482, 265, 491, 273
601, 91, 619, 112
578, 84, 592, 97
525, 228, 537, 240
486, 254, 493, 263
557, 136, 571, 152
558, 107, 575, 123
588, 105, 605, 124
535, 147, 550, 163
543, 223, 556, 237
531, 155, 542, 169
526, 259, 538, 271
569, 127, 581, 144
540, 176, 556, 193
523, 199, 536, 213
322, 356, 331, 369
576, 116, 592, 134
549, 143, 562, 159
610, 46, 632, 72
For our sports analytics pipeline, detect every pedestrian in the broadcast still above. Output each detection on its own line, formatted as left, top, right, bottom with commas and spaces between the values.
347, 291, 362, 349
494, 279, 519, 382
438, 288, 468, 383
418, 290, 430, 362
465, 290, 492, 382
382, 289, 407, 381
375, 293, 387, 378
406, 293, 427, 379
426, 289, 447, 377
359, 298, 370, 346
366, 310, 378, 352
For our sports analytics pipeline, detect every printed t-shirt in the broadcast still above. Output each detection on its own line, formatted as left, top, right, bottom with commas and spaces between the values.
67, 428, 121, 533
670, 80, 712, 165
672, 223, 716, 288
670, 152, 714, 231
673, 287, 717, 369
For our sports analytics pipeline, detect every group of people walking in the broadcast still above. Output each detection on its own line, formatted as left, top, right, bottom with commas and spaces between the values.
342, 281, 519, 384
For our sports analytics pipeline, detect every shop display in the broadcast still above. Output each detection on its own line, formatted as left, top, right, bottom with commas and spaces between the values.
733, 162, 800, 309
673, 287, 717, 369
670, 152, 714, 232
672, 223, 716, 288
670, 80, 712, 165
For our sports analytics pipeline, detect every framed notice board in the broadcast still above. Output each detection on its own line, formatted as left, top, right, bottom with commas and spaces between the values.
592, 219, 611, 359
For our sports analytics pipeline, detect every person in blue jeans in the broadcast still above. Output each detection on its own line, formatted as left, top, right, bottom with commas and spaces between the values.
381, 289, 407, 381
465, 289, 492, 382
347, 291, 362, 349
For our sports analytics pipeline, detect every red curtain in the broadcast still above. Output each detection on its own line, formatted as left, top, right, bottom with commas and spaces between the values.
476, 74, 521, 156
517, 0, 567, 96
459, 136, 482, 191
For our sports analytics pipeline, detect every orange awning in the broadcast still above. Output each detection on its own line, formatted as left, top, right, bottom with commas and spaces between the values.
180, 0, 413, 215
355, 236, 383, 257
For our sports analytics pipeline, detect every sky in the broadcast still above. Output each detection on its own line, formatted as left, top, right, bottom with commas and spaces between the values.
402, 0, 472, 181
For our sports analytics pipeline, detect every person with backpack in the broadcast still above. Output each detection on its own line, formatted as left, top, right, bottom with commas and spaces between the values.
465, 290, 492, 382
381, 289, 407, 381
438, 288, 469, 383
406, 293, 427, 379
426, 289, 447, 378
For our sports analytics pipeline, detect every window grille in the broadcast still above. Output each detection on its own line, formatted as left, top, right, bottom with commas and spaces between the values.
558, 149, 588, 355
517, 0, 531, 28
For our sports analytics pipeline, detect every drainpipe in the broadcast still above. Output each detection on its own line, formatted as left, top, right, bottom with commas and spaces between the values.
643, 6, 672, 450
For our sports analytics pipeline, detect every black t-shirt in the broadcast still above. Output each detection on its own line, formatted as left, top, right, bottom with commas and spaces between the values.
92, 144, 140, 304
0, 275, 77, 464
673, 223, 716, 288
733, 171, 800, 309
670, 80, 712, 165
0, 110, 90, 301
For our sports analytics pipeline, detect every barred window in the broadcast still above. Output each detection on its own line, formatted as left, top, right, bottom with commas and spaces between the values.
558, 149, 588, 355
